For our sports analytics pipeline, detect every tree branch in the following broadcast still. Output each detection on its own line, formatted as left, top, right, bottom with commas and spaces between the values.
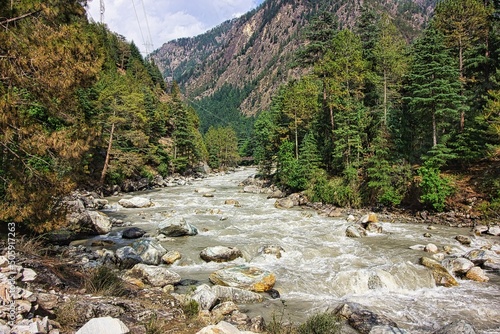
0, 10, 41, 26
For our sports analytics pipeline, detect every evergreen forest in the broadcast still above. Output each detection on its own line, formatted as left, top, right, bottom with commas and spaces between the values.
1, 0, 500, 233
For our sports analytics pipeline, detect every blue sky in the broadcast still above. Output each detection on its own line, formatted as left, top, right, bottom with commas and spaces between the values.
86, 0, 264, 55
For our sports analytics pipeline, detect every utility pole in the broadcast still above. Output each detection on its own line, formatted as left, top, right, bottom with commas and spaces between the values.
100, 0, 105, 23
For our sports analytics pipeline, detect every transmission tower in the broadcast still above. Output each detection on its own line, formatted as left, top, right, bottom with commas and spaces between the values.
100, 0, 105, 23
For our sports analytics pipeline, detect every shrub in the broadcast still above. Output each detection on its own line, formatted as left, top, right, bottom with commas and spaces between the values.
297, 312, 340, 334
85, 266, 127, 296
418, 166, 454, 212
181, 299, 199, 318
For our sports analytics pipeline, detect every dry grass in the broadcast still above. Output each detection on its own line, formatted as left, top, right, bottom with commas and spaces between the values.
55, 298, 79, 332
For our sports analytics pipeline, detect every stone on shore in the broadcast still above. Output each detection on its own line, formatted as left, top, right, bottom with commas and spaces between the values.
122, 227, 146, 239
209, 265, 276, 292
131, 239, 167, 265
125, 263, 181, 287
76, 317, 129, 334
118, 196, 153, 208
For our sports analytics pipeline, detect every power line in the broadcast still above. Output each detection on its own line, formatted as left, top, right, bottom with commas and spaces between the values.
131, 0, 148, 54
140, 0, 154, 54
100, 0, 104, 23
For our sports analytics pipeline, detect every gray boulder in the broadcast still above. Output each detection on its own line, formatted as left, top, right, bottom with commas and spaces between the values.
122, 227, 146, 239
158, 218, 198, 237
200, 246, 243, 263
115, 246, 142, 269
125, 263, 181, 287
209, 265, 276, 292
434, 320, 476, 334
118, 196, 153, 208
132, 239, 167, 265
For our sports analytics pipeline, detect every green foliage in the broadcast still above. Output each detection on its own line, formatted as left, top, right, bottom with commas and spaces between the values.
204, 126, 240, 169
181, 300, 200, 318
85, 266, 127, 297
297, 312, 340, 334
276, 141, 307, 190
418, 165, 454, 212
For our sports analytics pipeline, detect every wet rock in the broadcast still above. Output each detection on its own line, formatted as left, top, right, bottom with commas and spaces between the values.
359, 212, 378, 224
442, 257, 475, 276
157, 218, 198, 237
424, 244, 438, 254
131, 239, 166, 265
162, 250, 181, 264
209, 265, 276, 292
464, 249, 495, 266
115, 246, 142, 269
346, 225, 367, 238
465, 266, 489, 282
121, 227, 146, 239
86, 211, 112, 235
258, 245, 285, 259
369, 325, 409, 333
211, 301, 239, 319
195, 187, 216, 194
200, 246, 243, 263
266, 289, 280, 299
274, 197, 294, 209
486, 225, 500, 236
203, 193, 215, 198
76, 317, 129, 334
455, 235, 472, 245
225, 199, 240, 205
434, 320, 477, 334
423, 233, 432, 238
409, 244, 426, 251
335, 302, 401, 334
365, 222, 383, 233
243, 185, 261, 194
419, 257, 458, 287
117, 196, 153, 208
125, 263, 181, 287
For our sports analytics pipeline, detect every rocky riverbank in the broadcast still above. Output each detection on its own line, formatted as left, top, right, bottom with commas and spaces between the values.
1, 169, 499, 334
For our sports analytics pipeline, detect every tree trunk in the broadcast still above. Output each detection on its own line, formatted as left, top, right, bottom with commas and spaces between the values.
295, 110, 299, 160
383, 70, 388, 126
432, 112, 437, 147
100, 122, 115, 185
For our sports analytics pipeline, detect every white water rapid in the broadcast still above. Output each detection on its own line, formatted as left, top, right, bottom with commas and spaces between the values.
97, 167, 500, 333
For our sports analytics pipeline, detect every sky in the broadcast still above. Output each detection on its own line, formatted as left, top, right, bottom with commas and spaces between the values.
86, 0, 264, 55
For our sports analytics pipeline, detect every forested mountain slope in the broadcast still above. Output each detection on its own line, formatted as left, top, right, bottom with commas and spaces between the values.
151, 0, 436, 117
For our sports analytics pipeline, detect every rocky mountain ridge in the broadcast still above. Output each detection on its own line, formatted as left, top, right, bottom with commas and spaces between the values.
151, 0, 436, 116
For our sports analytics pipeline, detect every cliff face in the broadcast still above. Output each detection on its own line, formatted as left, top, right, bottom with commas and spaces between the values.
151, 0, 436, 116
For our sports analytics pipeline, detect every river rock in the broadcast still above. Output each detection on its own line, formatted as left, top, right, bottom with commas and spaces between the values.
157, 218, 198, 237
274, 197, 294, 209
115, 246, 142, 269
195, 187, 216, 193
434, 320, 477, 334
196, 321, 253, 334
464, 249, 495, 266
212, 285, 263, 304
359, 212, 378, 224
465, 266, 489, 282
424, 243, 438, 253
258, 245, 285, 259
211, 301, 240, 319
346, 225, 367, 238
87, 211, 112, 234
225, 199, 240, 205
162, 250, 181, 264
35, 292, 59, 311
365, 222, 383, 233
369, 325, 409, 333
131, 239, 167, 265
200, 246, 243, 263
191, 284, 218, 310
442, 257, 475, 276
243, 185, 261, 194
125, 263, 181, 287
455, 235, 472, 245
419, 257, 458, 287
209, 265, 276, 292
118, 196, 153, 208
486, 225, 500, 236
335, 302, 401, 334
76, 317, 129, 334
122, 227, 146, 239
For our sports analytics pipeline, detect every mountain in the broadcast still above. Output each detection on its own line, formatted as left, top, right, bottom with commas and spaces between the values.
151, 0, 436, 119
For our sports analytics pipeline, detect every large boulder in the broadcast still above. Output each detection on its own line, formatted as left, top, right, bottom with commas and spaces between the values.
258, 245, 285, 259
115, 246, 142, 269
200, 246, 243, 263
131, 239, 167, 265
212, 285, 263, 304
196, 321, 253, 334
158, 218, 198, 237
434, 320, 477, 334
191, 284, 219, 310
209, 265, 276, 292
76, 317, 129, 334
125, 263, 181, 287
442, 257, 475, 276
87, 211, 112, 234
118, 196, 153, 208
121, 227, 146, 239
274, 197, 294, 209
346, 225, 367, 238
335, 302, 405, 334
419, 257, 458, 287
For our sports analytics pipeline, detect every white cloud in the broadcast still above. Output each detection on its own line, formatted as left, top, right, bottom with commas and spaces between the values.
86, 0, 263, 55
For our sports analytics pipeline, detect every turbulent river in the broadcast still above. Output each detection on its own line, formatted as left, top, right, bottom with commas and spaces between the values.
95, 167, 500, 333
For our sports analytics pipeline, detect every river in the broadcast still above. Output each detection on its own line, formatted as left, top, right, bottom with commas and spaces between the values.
97, 167, 500, 333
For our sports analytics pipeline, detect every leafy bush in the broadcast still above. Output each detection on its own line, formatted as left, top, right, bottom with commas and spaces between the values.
418, 166, 454, 212
182, 299, 199, 318
297, 312, 340, 334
